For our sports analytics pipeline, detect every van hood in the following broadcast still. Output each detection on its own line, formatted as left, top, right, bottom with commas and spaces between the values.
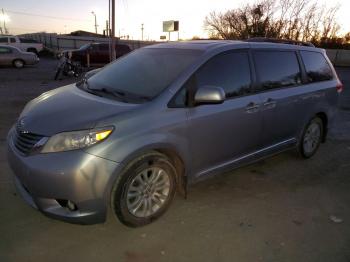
18, 84, 136, 136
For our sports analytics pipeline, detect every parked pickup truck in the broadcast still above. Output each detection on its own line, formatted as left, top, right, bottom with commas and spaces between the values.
0, 35, 44, 54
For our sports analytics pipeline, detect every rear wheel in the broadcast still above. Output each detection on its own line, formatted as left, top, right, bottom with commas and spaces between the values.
299, 117, 323, 158
111, 152, 177, 227
13, 59, 24, 68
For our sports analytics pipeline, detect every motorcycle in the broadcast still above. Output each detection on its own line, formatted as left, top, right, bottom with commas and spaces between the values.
54, 52, 82, 80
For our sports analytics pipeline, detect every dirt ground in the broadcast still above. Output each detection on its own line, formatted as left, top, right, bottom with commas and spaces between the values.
1, 58, 350, 262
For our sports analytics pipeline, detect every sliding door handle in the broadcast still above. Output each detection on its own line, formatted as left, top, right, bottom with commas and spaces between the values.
263, 98, 276, 108
245, 102, 260, 113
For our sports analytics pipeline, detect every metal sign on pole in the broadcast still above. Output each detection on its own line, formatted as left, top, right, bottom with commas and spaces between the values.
163, 20, 179, 41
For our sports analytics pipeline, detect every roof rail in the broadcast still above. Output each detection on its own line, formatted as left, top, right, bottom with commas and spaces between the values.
246, 37, 315, 47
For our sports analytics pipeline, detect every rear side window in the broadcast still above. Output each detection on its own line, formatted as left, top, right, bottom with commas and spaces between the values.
0, 38, 8, 43
0, 47, 11, 53
300, 51, 333, 82
10, 38, 16, 43
196, 51, 252, 98
254, 51, 302, 91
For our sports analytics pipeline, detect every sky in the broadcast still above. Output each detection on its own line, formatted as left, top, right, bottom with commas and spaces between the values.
0, 0, 349, 40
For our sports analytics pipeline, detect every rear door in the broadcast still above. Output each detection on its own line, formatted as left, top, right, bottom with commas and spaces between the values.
0, 46, 13, 65
252, 49, 303, 147
296, 50, 338, 127
98, 43, 110, 63
186, 50, 263, 176
88, 44, 101, 64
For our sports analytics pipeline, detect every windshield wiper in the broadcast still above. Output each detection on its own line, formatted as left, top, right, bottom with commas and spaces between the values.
78, 79, 151, 103
90, 87, 151, 103
88, 87, 130, 102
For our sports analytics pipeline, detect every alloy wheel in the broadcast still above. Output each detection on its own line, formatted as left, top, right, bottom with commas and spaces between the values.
126, 167, 171, 218
303, 122, 321, 154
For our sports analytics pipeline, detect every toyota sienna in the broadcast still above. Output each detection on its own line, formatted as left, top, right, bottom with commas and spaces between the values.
7, 40, 342, 227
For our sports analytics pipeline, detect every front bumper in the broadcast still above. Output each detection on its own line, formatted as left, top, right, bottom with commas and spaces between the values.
7, 128, 120, 224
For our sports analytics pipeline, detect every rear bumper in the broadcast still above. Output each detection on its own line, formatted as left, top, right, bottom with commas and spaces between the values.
7, 128, 120, 224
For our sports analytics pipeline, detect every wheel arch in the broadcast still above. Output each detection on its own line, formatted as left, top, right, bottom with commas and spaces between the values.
155, 148, 187, 198
315, 112, 328, 142
12, 58, 25, 67
104, 143, 189, 213
120, 145, 188, 198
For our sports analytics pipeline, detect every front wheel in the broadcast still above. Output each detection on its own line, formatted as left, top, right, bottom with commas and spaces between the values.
299, 117, 323, 158
111, 152, 177, 227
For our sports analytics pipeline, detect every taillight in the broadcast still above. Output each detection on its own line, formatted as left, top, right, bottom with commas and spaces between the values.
336, 82, 343, 93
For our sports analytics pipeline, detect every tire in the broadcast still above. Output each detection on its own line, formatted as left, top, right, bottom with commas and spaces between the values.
111, 152, 177, 227
299, 117, 324, 158
13, 59, 24, 69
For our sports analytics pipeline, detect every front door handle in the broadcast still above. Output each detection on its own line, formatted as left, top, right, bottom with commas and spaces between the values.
263, 98, 276, 108
245, 102, 260, 113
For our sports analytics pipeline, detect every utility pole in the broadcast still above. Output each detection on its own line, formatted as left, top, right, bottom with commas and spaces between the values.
141, 23, 144, 41
111, 0, 116, 61
105, 20, 109, 36
2, 9, 8, 34
91, 11, 98, 34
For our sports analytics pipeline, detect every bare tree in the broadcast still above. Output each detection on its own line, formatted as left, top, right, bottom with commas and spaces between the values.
345, 32, 350, 43
204, 0, 341, 43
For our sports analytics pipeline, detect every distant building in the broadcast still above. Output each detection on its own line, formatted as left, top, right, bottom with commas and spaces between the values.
69, 30, 105, 37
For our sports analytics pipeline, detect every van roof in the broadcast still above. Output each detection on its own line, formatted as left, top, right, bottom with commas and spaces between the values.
145, 40, 323, 52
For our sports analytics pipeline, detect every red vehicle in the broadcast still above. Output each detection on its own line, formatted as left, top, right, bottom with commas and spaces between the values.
66, 42, 131, 67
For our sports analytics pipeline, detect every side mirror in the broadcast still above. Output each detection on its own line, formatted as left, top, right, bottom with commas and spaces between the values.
194, 86, 225, 105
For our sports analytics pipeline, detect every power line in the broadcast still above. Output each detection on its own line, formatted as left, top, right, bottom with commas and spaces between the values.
5, 9, 91, 22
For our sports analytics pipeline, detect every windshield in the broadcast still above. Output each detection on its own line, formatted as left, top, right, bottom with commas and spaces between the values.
87, 48, 203, 101
79, 43, 91, 50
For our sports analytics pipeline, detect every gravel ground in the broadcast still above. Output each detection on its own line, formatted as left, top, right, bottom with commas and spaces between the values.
0, 58, 350, 262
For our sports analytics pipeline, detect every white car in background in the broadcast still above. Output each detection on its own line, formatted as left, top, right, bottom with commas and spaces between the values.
0, 35, 44, 54
0, 45, 39, 68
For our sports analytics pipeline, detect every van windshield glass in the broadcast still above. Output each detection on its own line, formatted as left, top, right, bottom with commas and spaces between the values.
87, 48, 202, 101
79, 44, 90, 50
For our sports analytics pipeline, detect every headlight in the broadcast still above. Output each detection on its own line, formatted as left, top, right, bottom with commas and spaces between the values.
41, 127, 113, 153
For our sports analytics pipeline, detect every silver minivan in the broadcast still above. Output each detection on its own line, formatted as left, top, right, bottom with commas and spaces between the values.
7, 40, 343, 227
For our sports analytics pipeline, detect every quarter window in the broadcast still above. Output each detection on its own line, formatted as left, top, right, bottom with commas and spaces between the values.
301, 51, 333, 82
254, 51, 302, 90
0, 38, 8, 43
195, 51, 252, 98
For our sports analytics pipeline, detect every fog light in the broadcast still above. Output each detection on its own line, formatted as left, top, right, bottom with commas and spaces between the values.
67, 200, 77, 211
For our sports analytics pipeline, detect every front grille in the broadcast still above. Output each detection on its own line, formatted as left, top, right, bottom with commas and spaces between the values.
13, 128, 44, 155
